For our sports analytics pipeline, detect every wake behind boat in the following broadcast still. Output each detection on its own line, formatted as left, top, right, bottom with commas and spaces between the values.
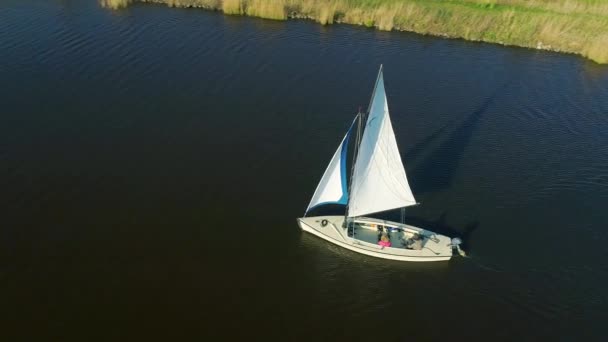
298, 65, 463, 262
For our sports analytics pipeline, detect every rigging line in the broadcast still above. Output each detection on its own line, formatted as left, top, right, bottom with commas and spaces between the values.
344, 111, 362, 223
422, 246, 442, 255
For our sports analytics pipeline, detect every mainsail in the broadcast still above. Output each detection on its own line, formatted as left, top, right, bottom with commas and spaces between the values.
305, 118, 356, 214
347, 67, 417, 217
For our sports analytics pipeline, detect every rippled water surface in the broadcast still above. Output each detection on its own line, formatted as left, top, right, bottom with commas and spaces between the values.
2, 1, 608, 340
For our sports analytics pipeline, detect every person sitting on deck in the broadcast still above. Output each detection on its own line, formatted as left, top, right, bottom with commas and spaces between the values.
405, 233, 423, 250
378, 233, 391, 248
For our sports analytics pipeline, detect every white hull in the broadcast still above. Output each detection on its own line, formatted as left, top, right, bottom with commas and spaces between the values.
298, 216, 453, 262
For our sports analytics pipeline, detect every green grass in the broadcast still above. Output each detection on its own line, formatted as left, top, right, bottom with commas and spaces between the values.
101, 0, 132, 8
101, 0, 608, 64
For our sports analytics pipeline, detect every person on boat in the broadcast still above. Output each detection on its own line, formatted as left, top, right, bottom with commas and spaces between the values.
378, 233, 391, 248
406, 234, 423, 250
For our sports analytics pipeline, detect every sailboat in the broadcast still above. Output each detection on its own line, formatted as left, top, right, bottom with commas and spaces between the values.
297, 65, 463, 262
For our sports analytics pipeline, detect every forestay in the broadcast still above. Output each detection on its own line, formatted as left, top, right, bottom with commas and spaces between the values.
305, 118, 356, 214
347, 69, 417, 217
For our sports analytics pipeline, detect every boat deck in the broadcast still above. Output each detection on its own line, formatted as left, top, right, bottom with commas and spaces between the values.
352, 222, 422, 250
298, 216, 454, 261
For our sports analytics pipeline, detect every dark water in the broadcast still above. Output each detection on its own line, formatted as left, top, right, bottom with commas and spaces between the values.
2, 1, 608, 340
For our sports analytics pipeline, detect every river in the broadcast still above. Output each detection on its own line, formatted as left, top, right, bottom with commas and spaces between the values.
1, 1, 608, 340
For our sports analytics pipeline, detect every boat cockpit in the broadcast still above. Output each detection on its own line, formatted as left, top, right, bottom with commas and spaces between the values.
347, 219, 438, 250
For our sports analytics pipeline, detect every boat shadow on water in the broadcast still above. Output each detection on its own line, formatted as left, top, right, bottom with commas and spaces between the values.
408, 92, 495, 195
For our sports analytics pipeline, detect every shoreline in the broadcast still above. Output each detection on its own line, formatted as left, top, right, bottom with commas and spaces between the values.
102, 0, 608, 64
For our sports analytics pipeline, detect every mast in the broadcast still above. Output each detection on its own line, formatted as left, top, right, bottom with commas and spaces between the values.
344, 65, 384, 225
343, 110, 362, 228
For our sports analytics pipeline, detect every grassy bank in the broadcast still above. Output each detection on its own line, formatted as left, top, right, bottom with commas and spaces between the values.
101, 0, 608, 64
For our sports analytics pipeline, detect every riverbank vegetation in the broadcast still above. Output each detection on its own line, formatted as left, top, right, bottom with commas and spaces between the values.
101, 0, 608, 64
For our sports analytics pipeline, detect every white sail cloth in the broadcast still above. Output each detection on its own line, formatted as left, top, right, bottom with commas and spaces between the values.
305, 119, 355, 214
347, 70, 416, 217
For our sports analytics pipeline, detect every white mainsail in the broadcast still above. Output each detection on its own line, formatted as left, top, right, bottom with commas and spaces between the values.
347, 68, 417, 217
305, 118, 356, 214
